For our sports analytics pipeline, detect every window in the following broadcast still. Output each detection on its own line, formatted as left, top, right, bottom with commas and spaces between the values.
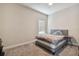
38, 19, 46, 34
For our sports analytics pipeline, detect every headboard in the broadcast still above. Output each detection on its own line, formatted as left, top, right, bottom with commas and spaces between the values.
50, 29, 68, 36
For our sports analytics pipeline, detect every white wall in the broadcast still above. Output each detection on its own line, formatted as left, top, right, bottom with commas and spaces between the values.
0, 4, 47, 47
48, 4, 79, 45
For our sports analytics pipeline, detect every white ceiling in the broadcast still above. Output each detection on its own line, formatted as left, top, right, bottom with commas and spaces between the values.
21, 3, 77, 15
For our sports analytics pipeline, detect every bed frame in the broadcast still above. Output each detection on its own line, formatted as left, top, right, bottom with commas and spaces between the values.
35, 29, 68, 55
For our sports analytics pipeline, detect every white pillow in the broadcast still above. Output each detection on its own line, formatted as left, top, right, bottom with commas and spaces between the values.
53, 31, 63, 35
39, 31, 46, 35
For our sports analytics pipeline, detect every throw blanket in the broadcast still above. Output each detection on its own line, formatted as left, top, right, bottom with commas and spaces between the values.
36, 34, 65, 43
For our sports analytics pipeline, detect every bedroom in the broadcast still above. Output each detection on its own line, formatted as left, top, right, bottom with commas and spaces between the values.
0, 3, 79, 56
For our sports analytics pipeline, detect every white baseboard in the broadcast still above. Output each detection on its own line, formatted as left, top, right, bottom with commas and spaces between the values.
3, 39, 37, 50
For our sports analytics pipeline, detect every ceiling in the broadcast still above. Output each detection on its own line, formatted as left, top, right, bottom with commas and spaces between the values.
21, 3, 77, 15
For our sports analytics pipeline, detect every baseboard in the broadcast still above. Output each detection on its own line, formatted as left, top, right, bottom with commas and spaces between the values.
3, 39, 37, 50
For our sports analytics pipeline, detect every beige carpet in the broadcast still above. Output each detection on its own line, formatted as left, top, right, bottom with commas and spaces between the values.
4, 43, 78, 56
59, 45, 78, 56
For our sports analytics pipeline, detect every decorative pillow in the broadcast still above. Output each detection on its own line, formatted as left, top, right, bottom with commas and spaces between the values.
52, 31, 63, 35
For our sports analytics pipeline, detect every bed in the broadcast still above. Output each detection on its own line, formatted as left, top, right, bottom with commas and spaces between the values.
35, 29, 68, 55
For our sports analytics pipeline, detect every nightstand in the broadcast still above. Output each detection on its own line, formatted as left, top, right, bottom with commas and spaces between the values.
64, 36, 72, 45
67, 37, 72, 45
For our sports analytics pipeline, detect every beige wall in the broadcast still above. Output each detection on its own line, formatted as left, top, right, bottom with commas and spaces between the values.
48, 4, 79, 45
0, 4, 47, 47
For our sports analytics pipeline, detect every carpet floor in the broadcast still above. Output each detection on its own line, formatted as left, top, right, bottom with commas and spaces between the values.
4, 43, 78, 56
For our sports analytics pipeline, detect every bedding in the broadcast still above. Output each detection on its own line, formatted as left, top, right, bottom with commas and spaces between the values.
35, 39, 67, 53
36, 34, 65, 44
50, 40, 66, 49
36, 39, 66, 49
